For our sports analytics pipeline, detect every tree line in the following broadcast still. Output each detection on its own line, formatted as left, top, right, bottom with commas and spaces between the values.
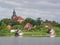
0, 17, 60, 30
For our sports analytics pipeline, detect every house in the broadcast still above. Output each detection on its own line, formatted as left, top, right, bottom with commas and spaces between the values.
45, 22, 52, 27
41, 22, 53, 28
24, 23, 33, 30
6, 25, 12, 30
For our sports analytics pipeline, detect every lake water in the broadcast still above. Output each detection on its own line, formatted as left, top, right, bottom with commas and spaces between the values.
0, 37, 60, 45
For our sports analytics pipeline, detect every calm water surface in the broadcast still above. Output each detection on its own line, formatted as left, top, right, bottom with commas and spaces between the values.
0, 37, 60, 45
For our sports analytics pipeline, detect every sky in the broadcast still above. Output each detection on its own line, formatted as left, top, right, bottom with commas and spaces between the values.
0, 0, 60, 23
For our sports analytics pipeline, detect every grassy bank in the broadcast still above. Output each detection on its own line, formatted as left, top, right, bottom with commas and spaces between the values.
0, 27, 60, 37
23, 32, 48, 37
0, 32, 60, 37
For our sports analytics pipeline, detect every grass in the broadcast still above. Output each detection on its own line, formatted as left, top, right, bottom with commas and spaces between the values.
0, 27, 60, 37
23, 32, 48, 37
0, 32, 48, 37
0, 31, 60, 37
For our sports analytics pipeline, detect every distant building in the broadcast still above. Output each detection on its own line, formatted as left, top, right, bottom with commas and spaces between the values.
11, 9, 24, 23
42, 22, 53, 28
11, 9, 17, 21
45, 22, 52, 27
6, 25, 12, 30
17, 16, 24, 23
24, 23, 33, 30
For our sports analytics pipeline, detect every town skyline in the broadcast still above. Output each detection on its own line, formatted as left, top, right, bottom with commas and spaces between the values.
0, 0, 60, 23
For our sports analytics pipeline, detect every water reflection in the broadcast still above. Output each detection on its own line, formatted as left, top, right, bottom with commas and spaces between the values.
0, 37, 60, 45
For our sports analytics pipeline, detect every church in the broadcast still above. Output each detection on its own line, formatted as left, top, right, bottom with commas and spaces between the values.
11, 9, 24, 23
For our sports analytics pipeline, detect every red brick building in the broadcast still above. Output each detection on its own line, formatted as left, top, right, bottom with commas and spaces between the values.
11, 9, 24, 23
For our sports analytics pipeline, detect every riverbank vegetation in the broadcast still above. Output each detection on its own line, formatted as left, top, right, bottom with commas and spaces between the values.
0, 17, 60, 37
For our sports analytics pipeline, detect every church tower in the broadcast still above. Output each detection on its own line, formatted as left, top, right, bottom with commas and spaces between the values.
11, 9, 17, 19
11, 9, 17, 21
11, 9, 24, 23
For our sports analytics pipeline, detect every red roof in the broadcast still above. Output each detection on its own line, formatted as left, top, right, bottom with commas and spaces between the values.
25, 23, 32, 27
24, 23, 33, 30
12, 16, 24, 21
24, 23, 33, 28
17, 16, 24, 20
46, 23, 52, 27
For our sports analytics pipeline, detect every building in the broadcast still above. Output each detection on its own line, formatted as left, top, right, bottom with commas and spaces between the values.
43, 22, 53, 28
6, 25, 12, 30
24, 23, 33, 30
17, 16, 24, 23
11, 9, 24, 23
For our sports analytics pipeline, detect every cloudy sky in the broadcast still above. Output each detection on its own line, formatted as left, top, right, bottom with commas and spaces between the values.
0, 0, 60, 23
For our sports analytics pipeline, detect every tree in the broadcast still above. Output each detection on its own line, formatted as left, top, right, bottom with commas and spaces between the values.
51, 21, 58, 27
44, 20, 51, 23
12, 25, 23, 29
57, 24, 60, 27
24, 18, 36, 26
11, 21, 20, 26
36, 17, 41, 26
0, 22, 6, 29
0, 18, 12, 25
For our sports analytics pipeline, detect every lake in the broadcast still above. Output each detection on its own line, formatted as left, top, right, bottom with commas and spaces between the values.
0, 37, 60, 45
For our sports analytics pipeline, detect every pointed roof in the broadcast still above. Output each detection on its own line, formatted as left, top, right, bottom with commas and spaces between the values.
11, 9, 17, 19
13, 9, 17, 16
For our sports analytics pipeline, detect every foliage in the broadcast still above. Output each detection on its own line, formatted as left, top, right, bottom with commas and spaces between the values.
12, 25, 23, 30
36, 17, 42, 26
0, 22, 6, 29
24, 18, 36, 26
11, 21, 20, 26
0, 18, 12, 25
0, 17, 60, 36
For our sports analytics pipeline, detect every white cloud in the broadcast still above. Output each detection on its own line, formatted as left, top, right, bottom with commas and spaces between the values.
15, 7, 60, 23
5, 1, 22, 6
0, 7, 10, 12
36, 1, 60, 7
0, 7, 12, 18
23, 0, 29, 3
0, 0, 23, 6
0, 16, 6, 19
16, 7, 60, 15
0, 0, 60, 23
0, 7, 6, 11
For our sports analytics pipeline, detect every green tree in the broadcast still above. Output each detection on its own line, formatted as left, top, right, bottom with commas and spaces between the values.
51, 21, 58, 27
12, 25, 23, 30
36, 17, 41, 26
0, 18, 12, 25
0, 22, 6, 29
24, 18, 36, 26
11, 21, 20, 26
57, 24, 60, 27
44, 19, 51, 23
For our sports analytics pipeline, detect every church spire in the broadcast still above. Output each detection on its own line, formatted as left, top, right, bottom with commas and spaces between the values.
13, 9, 16, 16
11, 9, 17, 19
